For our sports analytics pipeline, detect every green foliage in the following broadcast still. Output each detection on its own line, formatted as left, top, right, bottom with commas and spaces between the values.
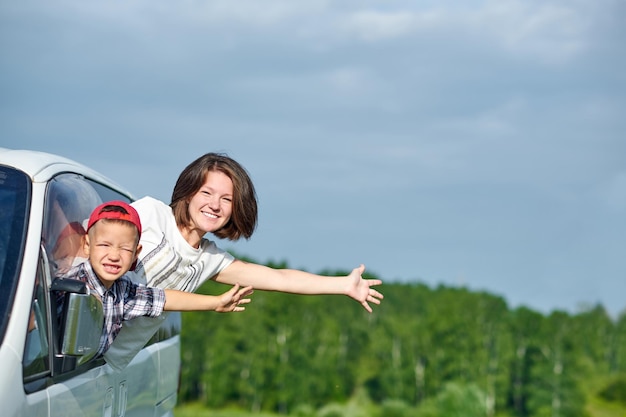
524, 311, 589, 417
178, 255, 626, 417
614, 313, 626, 374
586, 393, 626, 417
174, 403, 279, 417
599, 375, 626, 404
378, 399, 419, 417
415, 382, 487, 417
290, 404, 315, 417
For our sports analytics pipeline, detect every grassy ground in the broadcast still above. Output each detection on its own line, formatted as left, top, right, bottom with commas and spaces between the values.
175, 398, 626, 417
586, 397, 626, 417
174, 403, 279, 417
583, 373, 626, 417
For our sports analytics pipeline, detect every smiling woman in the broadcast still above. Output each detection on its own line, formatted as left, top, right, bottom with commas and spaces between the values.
104, 152, 384, 370
178, 170, 235, 246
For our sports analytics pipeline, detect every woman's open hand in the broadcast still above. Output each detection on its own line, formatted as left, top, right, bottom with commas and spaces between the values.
345, 264, 384, 313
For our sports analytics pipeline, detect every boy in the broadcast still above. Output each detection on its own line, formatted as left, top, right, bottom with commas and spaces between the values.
59, 200, 253, 357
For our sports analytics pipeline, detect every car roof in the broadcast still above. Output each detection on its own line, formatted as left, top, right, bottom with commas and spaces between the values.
0, 147, 134, 199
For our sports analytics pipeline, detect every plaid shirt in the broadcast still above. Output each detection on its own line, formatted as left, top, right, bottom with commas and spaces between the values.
63, 262, 166, 357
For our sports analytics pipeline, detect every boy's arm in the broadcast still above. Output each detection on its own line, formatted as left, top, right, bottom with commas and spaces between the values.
163, 283, 253, 312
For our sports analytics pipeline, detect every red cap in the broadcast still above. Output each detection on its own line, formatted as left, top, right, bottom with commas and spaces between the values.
87, 201, 142, 239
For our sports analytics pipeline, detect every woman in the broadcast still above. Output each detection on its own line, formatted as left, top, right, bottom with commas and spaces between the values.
104, 153, 383, 370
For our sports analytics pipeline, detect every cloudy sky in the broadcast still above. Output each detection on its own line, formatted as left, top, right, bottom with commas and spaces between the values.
1, 0, 625, 317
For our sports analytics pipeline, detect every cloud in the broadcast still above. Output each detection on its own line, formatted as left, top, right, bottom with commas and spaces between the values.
343, 10, 439, 41
335, 0, 601, 66
473, 0, 591, 64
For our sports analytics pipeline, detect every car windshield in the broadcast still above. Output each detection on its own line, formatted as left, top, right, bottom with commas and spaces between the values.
0, 166, 30, 344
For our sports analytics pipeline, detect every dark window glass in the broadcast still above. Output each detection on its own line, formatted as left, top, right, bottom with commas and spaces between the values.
0, 166, 30, 344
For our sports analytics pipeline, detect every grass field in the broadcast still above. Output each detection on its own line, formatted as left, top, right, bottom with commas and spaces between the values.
586, 396, 626, 417
175, 399, 626, 417
174, 403, 280, 417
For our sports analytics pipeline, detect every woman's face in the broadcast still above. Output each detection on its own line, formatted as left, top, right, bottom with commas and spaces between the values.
187, 170, 234, 234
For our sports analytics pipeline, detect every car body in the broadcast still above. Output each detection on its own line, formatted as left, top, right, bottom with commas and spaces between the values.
0, 148, 181, 417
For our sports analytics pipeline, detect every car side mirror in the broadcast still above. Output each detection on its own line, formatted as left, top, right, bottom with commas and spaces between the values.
51, 278, 104, 365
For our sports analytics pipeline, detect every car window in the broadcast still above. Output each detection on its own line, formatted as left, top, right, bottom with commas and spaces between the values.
0, 166, 30, 345
43, 174, 102, 277
42, 174, 131, 278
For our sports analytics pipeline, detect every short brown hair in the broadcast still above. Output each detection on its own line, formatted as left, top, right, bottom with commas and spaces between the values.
170, 153, 257, 241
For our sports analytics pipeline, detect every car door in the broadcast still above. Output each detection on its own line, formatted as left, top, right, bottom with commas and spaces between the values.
24, 249, 119, 417
23, 172, 131, 417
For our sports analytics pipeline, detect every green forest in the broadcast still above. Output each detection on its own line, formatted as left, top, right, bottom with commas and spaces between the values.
177, 257, 626, 417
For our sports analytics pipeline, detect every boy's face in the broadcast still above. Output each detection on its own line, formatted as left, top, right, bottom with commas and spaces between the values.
83, 220, 142, 289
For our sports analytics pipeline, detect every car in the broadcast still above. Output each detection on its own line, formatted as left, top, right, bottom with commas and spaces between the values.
0, 148, 181, 417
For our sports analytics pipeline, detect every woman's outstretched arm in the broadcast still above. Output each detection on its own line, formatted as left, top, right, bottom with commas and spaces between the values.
214, 261, 383, 313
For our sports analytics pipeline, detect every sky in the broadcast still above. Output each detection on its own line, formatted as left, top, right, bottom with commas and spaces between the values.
1, 0, 625, 317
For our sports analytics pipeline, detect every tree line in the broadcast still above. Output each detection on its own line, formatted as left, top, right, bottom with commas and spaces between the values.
177, 258, 626, 416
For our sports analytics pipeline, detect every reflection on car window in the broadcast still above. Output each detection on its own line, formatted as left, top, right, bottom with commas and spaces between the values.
43, 175, 102, 277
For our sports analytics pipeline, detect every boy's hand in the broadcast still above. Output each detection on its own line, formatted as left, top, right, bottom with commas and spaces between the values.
216, 283, 254, 312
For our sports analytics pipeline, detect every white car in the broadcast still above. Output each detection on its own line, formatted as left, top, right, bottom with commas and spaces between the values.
0, 148, 181, 417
